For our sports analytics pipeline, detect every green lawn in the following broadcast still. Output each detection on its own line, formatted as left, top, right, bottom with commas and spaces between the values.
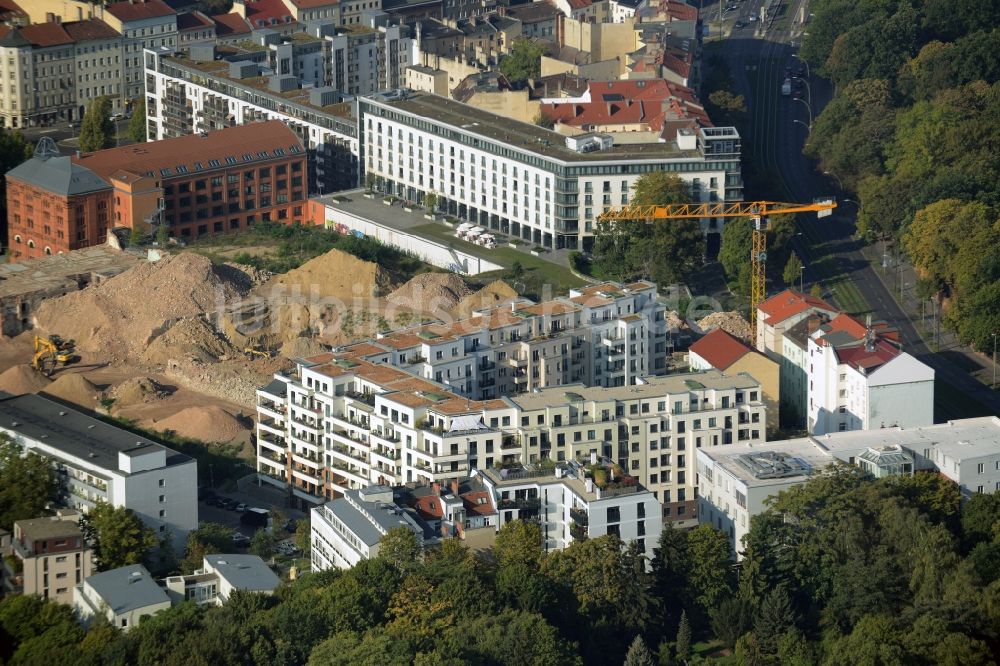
410, 222, 585, 297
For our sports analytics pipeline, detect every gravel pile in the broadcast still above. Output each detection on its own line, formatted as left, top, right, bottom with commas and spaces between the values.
0, 365, 50, 395
451, 280, 518, 319
33, 254, 249, 363
386, 273, 472, 315
108, 376, 173, 406
41, 373, 100, 408
141, 317, 237, 366
151, 405, 248, 443
696, 311, 753, 341
263, 247, 394, 302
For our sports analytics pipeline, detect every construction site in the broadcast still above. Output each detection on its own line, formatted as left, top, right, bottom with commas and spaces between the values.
0, 242, 527, 456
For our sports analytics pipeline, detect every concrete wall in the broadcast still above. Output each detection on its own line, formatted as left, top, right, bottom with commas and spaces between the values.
730, 353, 780, 435
466, 89, 540, 124
313, 200, 503, 275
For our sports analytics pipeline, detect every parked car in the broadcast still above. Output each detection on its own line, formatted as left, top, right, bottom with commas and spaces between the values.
282, 519, 298, 533
235, 503, 248, 513
231, 532, 251, 547
240, 507, 270, 528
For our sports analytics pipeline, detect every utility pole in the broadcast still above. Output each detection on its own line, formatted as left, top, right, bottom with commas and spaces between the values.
799, 265, 804, 293
993, 332, 997, 389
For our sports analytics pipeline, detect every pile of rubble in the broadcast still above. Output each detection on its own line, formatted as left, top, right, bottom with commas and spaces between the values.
696, 311, 753, 341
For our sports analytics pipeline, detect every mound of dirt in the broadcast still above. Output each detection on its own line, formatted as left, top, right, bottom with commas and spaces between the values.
263, 248, 394, 302
109, 376, 172, 406
386, 273, 472, 315
141, 317, 237, 366
280, 337, 328, 359
151, 405, 247, 443
0, 365, 50, 395
41, 373, 100, 407
451, 280, 519, 319
696, 311, 752, 341
33, 253, 249, 363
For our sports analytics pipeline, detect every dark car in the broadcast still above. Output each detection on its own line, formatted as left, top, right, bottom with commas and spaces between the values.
282, 519, 298, 533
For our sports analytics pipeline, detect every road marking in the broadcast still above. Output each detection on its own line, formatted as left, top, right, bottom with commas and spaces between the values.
39, 129, 58, 134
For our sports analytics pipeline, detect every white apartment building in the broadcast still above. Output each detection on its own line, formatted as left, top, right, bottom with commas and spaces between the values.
74, 564, 171, 631
255, 289, 765, 524
103, 0, 177, 107
698, 416, 1000, 552
310, 485, 430, 570
475, 460, 663, 561
0, 394, 198, 554
358, 90, 742, 251
165, 554, 281, 604
144, 46, 359, 193
806, 314, 934, 435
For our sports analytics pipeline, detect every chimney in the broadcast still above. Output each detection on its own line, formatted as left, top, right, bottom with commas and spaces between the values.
432, 482, 441, 496
450, 479, 459, 495
807, 314, 821, 335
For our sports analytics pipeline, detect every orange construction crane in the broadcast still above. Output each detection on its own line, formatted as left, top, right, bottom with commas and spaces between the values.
597, 200, 837, 338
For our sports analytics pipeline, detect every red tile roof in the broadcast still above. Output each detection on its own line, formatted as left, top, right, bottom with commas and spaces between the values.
19, 23, 74, 47
462, 491, 495, 516
567, 0, 592, 10
285, 0, 339, 8
73, 121, 302, 181
62, 19, 121, 42
177, 10, 213, 31
758, 289, 835, 326
539, 79, 710, 133
834, 338, 900, 372
241, 0, 296, 30
689, 327, 750, 370
105, 0, 176, 22
822, 313, 867, 340
212, 12, 251, 36
660, 0, 697, 21
0, 0, 26, 21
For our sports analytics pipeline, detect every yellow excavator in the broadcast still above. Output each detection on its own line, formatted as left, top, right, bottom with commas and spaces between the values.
244, 345, 272, 360
31, 335, 77, 376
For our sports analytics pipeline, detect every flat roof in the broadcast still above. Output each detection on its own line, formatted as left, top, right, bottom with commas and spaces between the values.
811, 417, 1000, 461
506, 370, 761, 411
0, 394, 190, 475
322, 489, 422, 546
700, 438, 836, 489
0, 246, 144, 300
15, 515, 83, 542
368, 92, 707, 163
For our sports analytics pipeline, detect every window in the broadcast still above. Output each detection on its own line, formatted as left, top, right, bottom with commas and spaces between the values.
606, 506, 620, 523
158, 495, 165, 502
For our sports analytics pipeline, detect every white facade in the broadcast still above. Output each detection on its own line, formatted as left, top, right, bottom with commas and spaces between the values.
0, 395, 198, 554
144, 48, 359, 193
74, 564, 172, 631
806, 333, 934, 436
358, 92, 741, 251
475, 463, 663, 562
310, 486, 426, 571
698, 416, 1000, 553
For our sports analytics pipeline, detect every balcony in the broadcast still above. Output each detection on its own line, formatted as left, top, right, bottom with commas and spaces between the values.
570, 507, 589, 526
498, 497, 541, 511
570, 522, 588, 541
345, 390, 376, 406
478, 360, 496, 371
501, 435, 519, 450
259, 449, 287, 466
508, 355, 527, 368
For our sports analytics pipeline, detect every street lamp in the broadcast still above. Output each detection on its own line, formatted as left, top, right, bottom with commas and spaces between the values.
823, 170, 843, 190
799, 264, 805, 293
793, 97, 813, 127
792, 119, 811, 132
993, 332, 997, 389
792, 53, 810, 79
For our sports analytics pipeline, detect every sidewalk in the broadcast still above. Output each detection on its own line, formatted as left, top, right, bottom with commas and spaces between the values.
858, 240, 996, 384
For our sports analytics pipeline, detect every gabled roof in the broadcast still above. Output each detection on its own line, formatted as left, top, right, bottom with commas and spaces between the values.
540, 79, 709, 133
84, 564, 171, 614
0, 0, 26, 22
212, 12, 251, 36
105, 0, 176, 22
62, 19, 121, 42
177, 10, 213, 31
73, 121, 301, 182
758, 289, 835, 326
689, 327, 751, 370
0, 25, 30, 47
241, 0, 296, 30
18, 23, 74, 47
7, 154, 111, 196
285, 0, 339, 8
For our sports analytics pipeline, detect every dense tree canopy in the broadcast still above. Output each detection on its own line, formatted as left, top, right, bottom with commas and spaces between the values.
81, 501, 158, 570
802, 0, 1000, 350
78, 97, 115, 153
499, 39, 546, 86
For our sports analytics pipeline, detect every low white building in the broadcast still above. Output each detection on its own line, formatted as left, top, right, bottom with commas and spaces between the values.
475, 459, 663, 561
0, 394, 198, 555
165, 554, 281, 605
698, 416, 1000, 554
74, 564, 172, 631
310, 485, 430, 571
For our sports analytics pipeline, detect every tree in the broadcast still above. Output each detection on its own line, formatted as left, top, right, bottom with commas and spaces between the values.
250, 529, 275, 559
631, 171, 690, 207
294, 517, 311, 553
78, 96, 115, 152
710, 596, 752, 649
80, 501, 157, 570
685, 524, 734, 616
129, 223, 144, 246
783, 253, 803, 289
156, 222, 169, 246
810, 283, 823, 299
377, 527, 422, 573
623, 635, 655, 666
674, 611, 691, 664
127, 98, 146, 143
960, 493, 1000, 548
499, 39, 546, 86
753, 587, 795, 657
719, 218, 752, 295
181, 523, 234, 574
423, 192, 438, 213
534, 111, 556, 129
0, 129, 33, 237
0, 436, 62, 531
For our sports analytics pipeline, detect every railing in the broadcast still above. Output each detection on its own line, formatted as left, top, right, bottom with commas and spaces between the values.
345, 390, 376, 406
570, 522, 588, 541
600, 484, 640, 498
501, 436, 519, 450
570, 507, 589, 526
498, 497, 541, 510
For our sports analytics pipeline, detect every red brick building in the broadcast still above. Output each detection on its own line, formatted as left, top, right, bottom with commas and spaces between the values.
6, 140, 113, 261
74, 120, 307, 240
5, 122, 307, 261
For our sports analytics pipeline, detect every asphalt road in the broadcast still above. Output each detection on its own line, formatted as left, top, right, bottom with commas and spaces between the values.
714, 2, 1000, 419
